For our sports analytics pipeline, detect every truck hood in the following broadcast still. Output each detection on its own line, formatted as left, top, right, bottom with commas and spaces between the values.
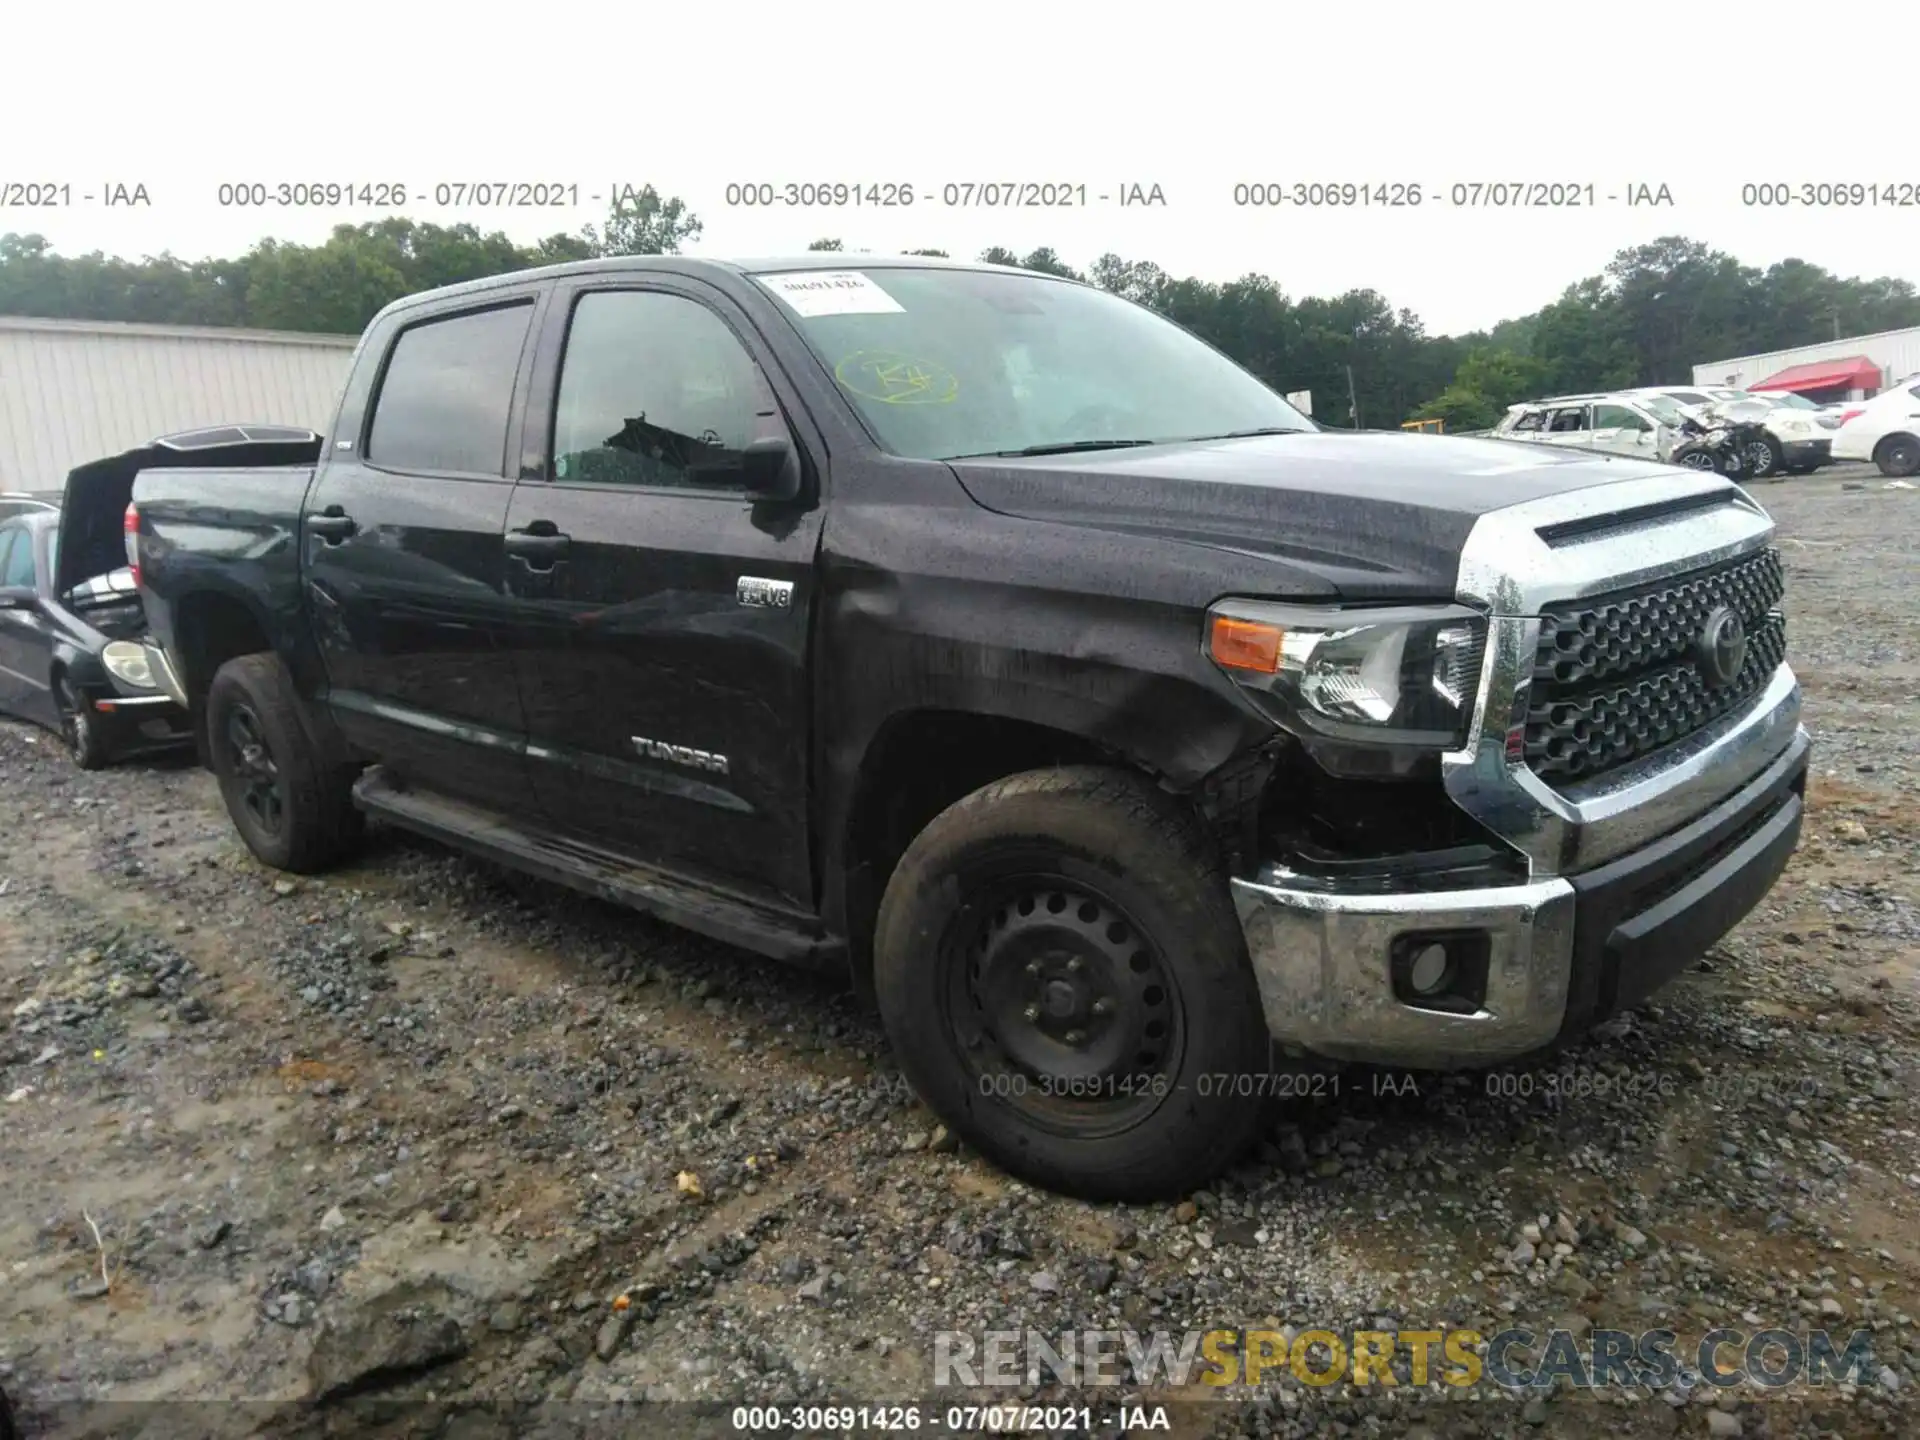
947, 430, 1684, 600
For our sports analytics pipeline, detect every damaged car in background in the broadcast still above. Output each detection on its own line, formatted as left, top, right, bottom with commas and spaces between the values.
1622, 386, 1833, 477
0, 507, 188, 767
0, 427, 320, 767
1495, 390, 1831, 478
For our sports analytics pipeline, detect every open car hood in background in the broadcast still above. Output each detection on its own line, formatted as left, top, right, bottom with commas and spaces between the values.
58, 426, 323, 599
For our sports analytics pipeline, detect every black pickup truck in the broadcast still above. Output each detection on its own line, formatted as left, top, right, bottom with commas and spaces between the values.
115, 254, 1809, 1200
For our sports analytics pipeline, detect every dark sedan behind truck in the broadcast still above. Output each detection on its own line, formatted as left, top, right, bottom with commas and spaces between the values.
0, 509, 190, 766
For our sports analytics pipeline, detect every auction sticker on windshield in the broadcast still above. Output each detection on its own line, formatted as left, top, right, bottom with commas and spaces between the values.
759, 270, 905, 317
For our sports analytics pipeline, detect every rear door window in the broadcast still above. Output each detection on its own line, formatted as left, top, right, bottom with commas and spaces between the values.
366, 302, 535, 475
1548, 407, 1588, 432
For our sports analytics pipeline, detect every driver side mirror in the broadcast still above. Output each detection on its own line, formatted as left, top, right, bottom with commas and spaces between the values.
738, 436, 803, 501
0, 585, 36, 610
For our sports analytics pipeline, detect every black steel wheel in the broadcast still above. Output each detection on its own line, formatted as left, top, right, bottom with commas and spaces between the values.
948, 875, 1186, 1140
874, 766, 1271, 1201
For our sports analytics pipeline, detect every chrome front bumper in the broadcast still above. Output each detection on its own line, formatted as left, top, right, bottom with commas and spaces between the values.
1230, 688, 1807, 1068
1231, 869, 1577, 1067
1227, 473, 1810, 1069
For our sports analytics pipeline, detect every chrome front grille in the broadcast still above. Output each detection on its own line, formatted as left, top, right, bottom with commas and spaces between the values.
1524, 547, 1786, 784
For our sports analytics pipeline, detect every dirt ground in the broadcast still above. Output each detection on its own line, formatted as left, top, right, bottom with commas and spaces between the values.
2, 470, 1916, 1440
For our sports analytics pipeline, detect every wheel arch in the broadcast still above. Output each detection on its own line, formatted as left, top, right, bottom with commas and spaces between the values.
1872, 430, 1920, 472
166, 590, 279, 766
833, 707, 1207, 1004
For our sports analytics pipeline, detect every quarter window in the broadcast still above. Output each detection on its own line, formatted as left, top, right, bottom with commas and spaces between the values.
366, 302, 535, 475
551, 291, 780, 492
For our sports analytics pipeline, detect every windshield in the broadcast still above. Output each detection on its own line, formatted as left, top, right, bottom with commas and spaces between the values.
1635, 394, 1687, 424
756, 266, 1315, 461
1759, 391, 1817, 409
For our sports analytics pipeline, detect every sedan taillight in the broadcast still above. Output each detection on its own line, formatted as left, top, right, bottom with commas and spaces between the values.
124, 502, 140, 584
1839, 409, 1865, 426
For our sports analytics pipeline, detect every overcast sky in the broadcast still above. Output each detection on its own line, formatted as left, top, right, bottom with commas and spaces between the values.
7, 3, 1918, 337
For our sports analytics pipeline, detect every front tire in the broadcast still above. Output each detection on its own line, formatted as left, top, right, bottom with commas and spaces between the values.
205, 653, 362, 873
55, 676, 110, 770
1746, 435, 1782, 478
1876, 434, 1920, 478
873, 766, 1271, 1201
1673, 445, 1718, 471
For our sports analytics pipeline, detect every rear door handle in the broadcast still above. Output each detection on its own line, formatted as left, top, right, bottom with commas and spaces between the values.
506, 525, 571, 570
308, 507, 357, 541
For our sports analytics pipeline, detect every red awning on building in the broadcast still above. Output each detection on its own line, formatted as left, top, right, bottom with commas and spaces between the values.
1748, 356, 1883, 393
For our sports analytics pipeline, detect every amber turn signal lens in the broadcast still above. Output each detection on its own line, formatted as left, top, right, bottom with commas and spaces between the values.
1209, 616, 1282, 674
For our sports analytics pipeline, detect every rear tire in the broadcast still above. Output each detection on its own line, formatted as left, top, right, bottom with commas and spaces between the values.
873, 766, 1271, 1201
54, 676, 110, 770
1876, 434, 1920, 478
205, 653, 362, 873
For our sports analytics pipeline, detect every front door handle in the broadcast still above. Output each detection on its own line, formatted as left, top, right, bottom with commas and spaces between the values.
308, 506, 357, 542
506, 525, 571, 570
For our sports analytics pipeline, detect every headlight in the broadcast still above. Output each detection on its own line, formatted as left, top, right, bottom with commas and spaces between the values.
1778, 419, 1811, 436
101, 641, 156, 689
1206, 601, 1488, 748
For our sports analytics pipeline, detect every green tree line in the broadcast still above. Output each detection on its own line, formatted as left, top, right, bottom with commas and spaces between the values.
6, 186, 1918, 429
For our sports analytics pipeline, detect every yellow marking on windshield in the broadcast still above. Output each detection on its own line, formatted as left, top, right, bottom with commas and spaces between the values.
834, 350, 959, 405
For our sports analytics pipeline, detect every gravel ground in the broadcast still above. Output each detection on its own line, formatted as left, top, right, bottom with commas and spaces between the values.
0, 472, 1915, 1440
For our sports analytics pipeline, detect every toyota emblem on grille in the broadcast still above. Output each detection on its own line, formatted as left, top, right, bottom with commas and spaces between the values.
1697, 606, 1748, 687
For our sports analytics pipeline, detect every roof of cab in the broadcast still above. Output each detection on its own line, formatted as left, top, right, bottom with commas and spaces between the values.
374, 251, 1058, 320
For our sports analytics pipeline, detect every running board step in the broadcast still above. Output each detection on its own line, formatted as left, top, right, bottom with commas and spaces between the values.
351, 767, 838, 968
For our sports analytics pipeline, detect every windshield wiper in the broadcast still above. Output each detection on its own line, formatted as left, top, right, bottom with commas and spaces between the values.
1193, 426, 1313, 440
945, 439, 1162, 459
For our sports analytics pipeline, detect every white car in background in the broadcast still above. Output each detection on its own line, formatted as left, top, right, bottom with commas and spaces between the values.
1828, 378, 1920, 477
1491, 394, 1679, 459
1621, 386, 1830, 476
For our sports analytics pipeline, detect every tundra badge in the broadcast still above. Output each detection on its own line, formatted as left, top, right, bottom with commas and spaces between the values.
631, 736, 730, 775
736, 576, 794, 609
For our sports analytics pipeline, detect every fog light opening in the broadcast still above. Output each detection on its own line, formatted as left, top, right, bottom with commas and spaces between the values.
1390, 930, 1492, 1014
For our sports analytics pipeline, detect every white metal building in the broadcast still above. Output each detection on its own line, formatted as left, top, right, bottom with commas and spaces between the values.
1693, 324, 1920, 401
0, 316, 357, 491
